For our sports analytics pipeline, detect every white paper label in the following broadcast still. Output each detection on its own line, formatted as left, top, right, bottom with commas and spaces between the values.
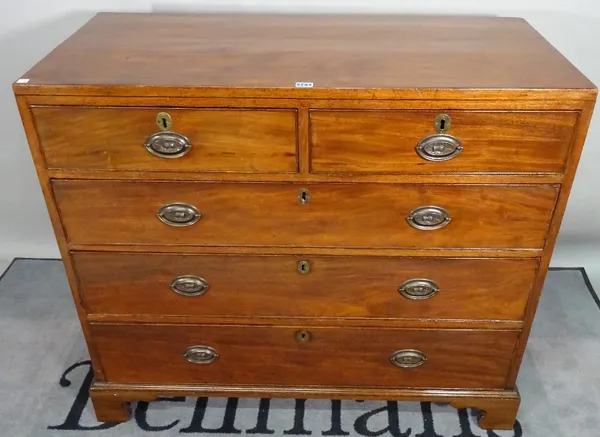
16, 78, 30, 84
295, 82, 314, 88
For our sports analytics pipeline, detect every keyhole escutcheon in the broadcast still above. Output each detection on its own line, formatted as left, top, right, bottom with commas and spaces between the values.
156, 112, 173, 131
295, 330, 312, 344
434, 114, 452, 133
297, 188, 311, 205
297, 260, 311, 275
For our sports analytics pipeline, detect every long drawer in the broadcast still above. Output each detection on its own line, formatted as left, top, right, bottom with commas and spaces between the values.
54, 181, 558, 249
90, 323, 519, 389
310, 110, 578, 173
32, 106, 298, 173
74, 252, 537, 321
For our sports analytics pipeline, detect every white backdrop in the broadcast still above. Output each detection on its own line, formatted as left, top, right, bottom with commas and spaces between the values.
2, 1, 599, 279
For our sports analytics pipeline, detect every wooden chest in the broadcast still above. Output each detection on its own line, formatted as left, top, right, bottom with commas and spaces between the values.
14, 13, 596, 430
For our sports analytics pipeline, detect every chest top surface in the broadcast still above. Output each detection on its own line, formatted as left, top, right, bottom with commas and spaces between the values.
14, 13, 595, 99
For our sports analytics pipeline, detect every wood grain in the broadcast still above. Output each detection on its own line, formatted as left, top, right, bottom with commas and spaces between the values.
451, 394, 520, 430
90, 381, 520, 430
86, 315, 524, 330
47, 169, 565, 185
12, 12, 597, 429
310, 110, 578, 173
89, 392, 131, 423
13, 97, 108, 381
53, 181, 558, 249
90, 323, 519, 389
506, 99, 598, 387
74, 252, 538, 321
23, 94, 594, 110
68, 244, 543, 258
14, 13, 594, 99
32, 106, 297, 173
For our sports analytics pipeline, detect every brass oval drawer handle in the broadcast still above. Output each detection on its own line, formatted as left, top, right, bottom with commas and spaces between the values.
183, 346, 219, 364
415, 134, 463, 162
157, 203, 201, 227
399, 278, 439, 300
406, 206, 451, 231
390, 349, 427, 368
145, 131, 192, 158
170, 275, 209, 296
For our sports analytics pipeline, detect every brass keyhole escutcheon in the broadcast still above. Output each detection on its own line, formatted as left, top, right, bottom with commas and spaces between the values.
297, 260, 311, 275
434, 114, 452, 133
296, 330, 311, 344
156, 112, 173, 131
298, 188, 311, 205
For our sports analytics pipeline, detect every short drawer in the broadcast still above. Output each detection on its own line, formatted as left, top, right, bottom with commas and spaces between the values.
310, 110, 578, 173
74, 252, 537, 321
32, 106, 297, 173
90, 323, 518, 389
53, 181, 558, 249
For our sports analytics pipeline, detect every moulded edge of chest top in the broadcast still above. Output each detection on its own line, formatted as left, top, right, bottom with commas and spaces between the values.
17, 93, 597, 111
12, 83, 599, 103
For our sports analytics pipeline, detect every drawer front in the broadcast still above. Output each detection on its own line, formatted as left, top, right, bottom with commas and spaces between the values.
54, 181, 557, 249
74, 252, 537, 321
32, 106, 297, 173
310, 110, 578, 173
91, 324, 518, 389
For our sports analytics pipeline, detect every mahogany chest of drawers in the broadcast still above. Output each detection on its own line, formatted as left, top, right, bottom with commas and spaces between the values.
14, 13, 596, 430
